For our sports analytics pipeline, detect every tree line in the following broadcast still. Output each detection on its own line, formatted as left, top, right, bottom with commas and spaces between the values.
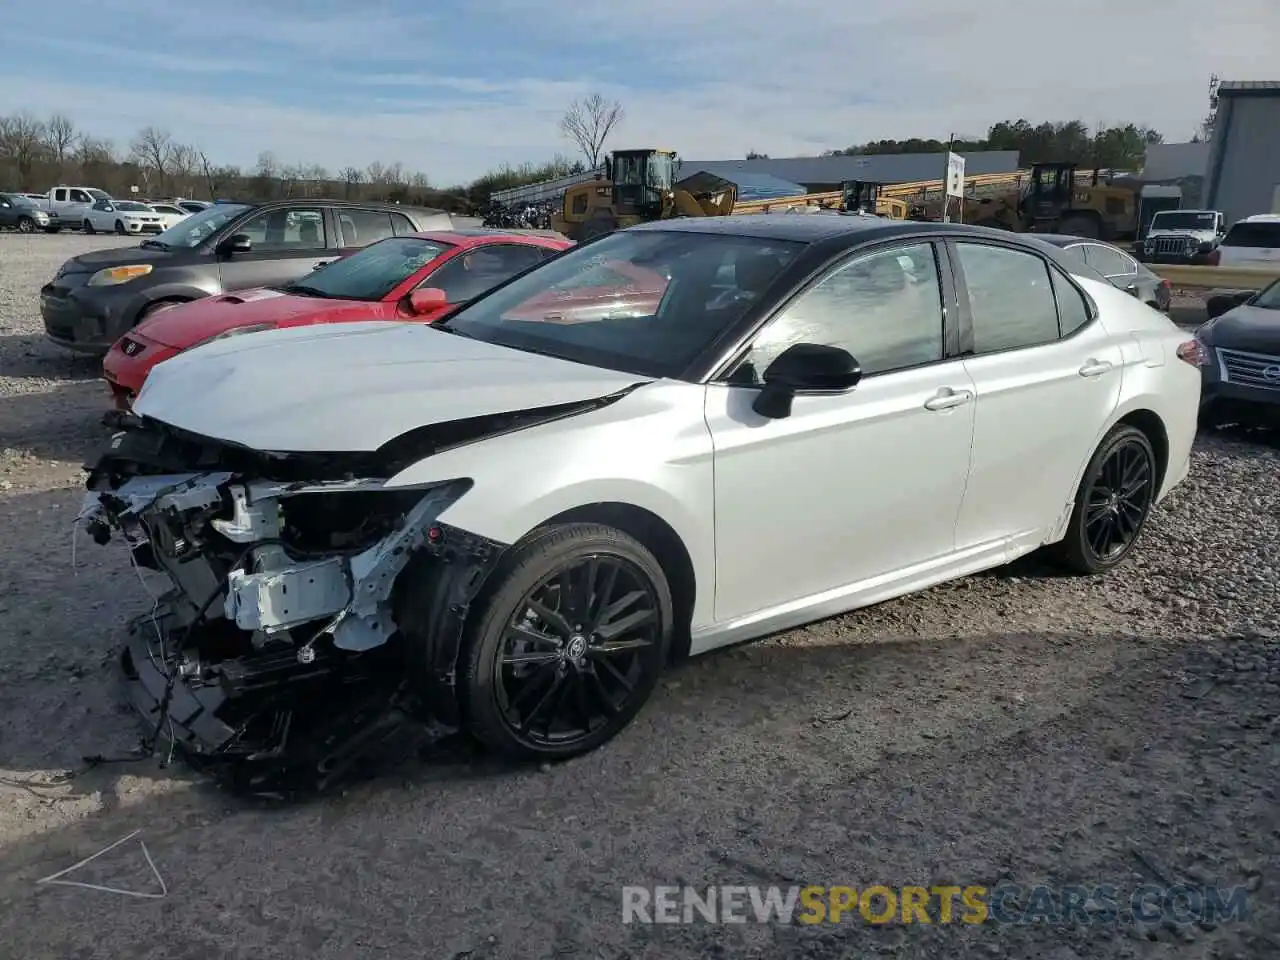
0, 111, 590, 212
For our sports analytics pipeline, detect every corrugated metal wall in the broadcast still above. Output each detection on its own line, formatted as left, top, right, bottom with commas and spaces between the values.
1206, 94, 1280, 225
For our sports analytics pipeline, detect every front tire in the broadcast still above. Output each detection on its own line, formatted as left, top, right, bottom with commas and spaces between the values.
114, 219, 126, 235
16, 216, 35, 234
83, 219, 95, 234
1058, 213, 1101, 239
458, 523, 672, 761
1051, 425, 1157, 574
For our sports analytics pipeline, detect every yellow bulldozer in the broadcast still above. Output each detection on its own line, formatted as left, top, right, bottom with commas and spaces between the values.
959, 162, 1140, 240
836, 180, 908, 220
552, 149, 741, 241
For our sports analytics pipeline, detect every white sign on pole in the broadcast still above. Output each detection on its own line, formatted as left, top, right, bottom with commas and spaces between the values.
130, 185, 139, 194
945, 152, 965, 199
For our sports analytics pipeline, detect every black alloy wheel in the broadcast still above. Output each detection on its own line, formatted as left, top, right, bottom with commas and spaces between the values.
83, 219, 95, 234
458, 524, 672, 760
115, 219, 127, 234
16, 216, 35, 233
1053, 424, 1157, 574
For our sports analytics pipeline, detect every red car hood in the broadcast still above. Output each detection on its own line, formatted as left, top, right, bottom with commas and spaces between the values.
135, 288, 386, 348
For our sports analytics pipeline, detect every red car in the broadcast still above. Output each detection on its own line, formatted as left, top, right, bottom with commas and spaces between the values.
103, 230, 572, 407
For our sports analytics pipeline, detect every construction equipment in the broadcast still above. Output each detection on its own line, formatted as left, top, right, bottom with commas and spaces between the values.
957, 162, 1163, 241
837, 181, 908, 219
552, 149, 739, 241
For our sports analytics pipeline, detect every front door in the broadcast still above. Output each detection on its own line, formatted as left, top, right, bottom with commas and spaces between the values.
705, 241, 976, 622
216, 205, 335, 292
950, 240, 1123, 554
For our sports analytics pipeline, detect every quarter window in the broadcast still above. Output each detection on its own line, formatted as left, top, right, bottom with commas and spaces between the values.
390, 212, 415, 236
955, 243, 1060, 354
1051, 269, 1091, 337
739, 242, 945, 381
1082, 243, 1133, 278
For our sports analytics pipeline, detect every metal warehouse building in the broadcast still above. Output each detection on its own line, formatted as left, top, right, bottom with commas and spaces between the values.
1204, 80, 1280, 225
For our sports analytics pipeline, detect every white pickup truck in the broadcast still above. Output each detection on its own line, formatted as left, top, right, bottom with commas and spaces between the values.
33, 186, 114, 232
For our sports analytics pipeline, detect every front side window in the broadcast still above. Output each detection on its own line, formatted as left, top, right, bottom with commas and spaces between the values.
287, 236, 452, 300
955, 243, 1060, 354
238, 207, 327, 250
737, 242, 945, 381
69, 189, 91, 203
437, 229, 803, 378
424, 244, 558, 303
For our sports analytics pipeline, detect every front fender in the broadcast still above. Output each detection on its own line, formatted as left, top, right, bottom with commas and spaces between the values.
385, 381, 718, 627
123, 282, 218, 326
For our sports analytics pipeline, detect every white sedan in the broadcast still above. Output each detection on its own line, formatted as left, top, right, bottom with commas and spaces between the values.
81, 199, 165, 235
82, 216, 1201, 781
142, 201, 191, 230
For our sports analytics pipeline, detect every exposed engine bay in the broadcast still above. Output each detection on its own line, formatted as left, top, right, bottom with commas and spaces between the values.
81, 416, 508, 797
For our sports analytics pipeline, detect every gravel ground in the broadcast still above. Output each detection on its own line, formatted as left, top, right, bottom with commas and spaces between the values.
0, 233, 1277, 960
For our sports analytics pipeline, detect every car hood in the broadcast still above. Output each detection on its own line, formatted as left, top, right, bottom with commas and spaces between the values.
1204, 305, 1280, 354
132, 320, 647, 452
61, 245, 175, 273
136, 288, 361, 347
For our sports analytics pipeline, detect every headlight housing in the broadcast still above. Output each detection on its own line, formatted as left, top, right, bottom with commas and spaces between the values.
87, 264, 154, 287
189, 321, 279, 350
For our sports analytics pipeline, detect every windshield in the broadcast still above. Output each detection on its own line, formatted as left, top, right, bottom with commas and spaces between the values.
150, 202, 251, 248
1151, 211, 1217, 231
87, 189, 111, 201
439, 229, 804, 378
287, 237, 452, 300
1222, 221, 1280, 248
1253, 279, 1280, 309
7, 195, 35, 209
115, 201, 151, 212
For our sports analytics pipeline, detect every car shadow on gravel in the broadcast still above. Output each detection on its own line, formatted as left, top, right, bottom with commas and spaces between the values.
0, 627, 1276, 959
0, 334, 103, 381
0, 380, 112, 465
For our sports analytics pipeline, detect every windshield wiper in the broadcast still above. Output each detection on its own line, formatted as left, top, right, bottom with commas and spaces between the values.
139, 239, 168, 250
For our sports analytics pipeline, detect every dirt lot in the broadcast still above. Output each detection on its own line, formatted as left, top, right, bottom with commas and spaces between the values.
0, 233, 1277, 960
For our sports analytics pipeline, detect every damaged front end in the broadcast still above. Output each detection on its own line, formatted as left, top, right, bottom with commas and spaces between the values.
83, 418, 505, 795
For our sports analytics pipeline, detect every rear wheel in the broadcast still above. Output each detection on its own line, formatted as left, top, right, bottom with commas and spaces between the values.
580, 211, 618, 241
16, 216, 35, 234
1051, 425, 1157, 574
458, 523, 672, 761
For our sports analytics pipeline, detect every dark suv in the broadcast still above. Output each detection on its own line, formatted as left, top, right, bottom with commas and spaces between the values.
41, 199, 456, 353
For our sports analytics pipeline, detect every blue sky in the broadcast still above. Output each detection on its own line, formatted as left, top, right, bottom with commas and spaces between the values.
1, 0, 1276, 185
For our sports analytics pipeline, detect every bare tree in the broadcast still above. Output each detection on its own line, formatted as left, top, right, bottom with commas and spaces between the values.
169, 143, 199, 196
409, 171, 430, 189
0, 112, 50, 188
559, 93, 624, 168
45, 113, 78, 176
129, 126, 175, 194
197, 150, 241, 200
339, 165, 363, 200
75, 136, 116, 187
255, 150, 279, 180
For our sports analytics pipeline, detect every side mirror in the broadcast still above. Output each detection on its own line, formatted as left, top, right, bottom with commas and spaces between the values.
218, 233, 252, 255
752, 342, 862, 419
408, 287, 449, 316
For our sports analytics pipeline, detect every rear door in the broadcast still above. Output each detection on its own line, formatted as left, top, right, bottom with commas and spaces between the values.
215, 204, 336, 292
1218, 220, 1280, 267
951, 239, 1123, 557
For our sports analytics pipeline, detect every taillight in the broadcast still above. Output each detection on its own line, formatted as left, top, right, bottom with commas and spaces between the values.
1176, 339, 1210, 366
1205, 248, 1221, 266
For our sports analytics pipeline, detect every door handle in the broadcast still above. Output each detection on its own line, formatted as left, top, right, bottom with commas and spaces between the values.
923, 388, 974, 411
1078, 359, 1114, 378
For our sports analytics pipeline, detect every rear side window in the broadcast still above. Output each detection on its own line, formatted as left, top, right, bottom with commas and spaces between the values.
337, 209, 397, 247
1221, 221, 1280, 248
390, 212, 415, 236
955, 243, 1060, 353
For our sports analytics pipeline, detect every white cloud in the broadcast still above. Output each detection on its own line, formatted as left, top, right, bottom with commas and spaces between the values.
1, 0, 1276, 183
